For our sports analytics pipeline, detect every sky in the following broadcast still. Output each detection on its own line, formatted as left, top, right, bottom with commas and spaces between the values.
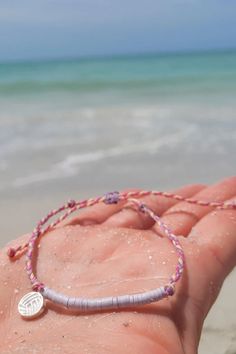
0, 0, 236, 62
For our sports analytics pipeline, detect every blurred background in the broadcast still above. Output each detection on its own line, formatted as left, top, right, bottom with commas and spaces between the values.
0, 1, 236, 353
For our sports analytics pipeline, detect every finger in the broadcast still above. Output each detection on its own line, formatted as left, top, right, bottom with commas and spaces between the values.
189, 194, 236, 280
63, 189, 140, 226
103, 184, 206, 229
182, 192, 236, 320
155, 176, 236, 237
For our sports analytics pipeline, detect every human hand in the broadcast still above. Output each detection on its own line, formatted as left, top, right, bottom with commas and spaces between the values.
0, 177, 236, 354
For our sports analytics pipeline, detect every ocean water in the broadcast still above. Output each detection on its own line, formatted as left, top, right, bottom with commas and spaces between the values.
0, 50, 236, 240
0, 50, 236, 354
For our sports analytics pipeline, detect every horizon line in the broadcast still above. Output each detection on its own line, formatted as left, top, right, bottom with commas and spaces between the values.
1, 47, 236, 66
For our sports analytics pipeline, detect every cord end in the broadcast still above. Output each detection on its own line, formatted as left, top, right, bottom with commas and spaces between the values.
7, 243, 28, 259
7, 247, 17, 258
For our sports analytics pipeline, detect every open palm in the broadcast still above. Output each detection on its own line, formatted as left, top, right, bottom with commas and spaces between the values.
0, 177, 236, 354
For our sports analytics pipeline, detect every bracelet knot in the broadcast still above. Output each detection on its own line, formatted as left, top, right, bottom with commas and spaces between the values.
139, 202, 147, 213
164, 284, 175, 297
67, 199, 76, 208
104, 191, 120, 204
32, 282, 45, 292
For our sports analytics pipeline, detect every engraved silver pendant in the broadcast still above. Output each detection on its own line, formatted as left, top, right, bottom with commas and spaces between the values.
18, 292, 45, 319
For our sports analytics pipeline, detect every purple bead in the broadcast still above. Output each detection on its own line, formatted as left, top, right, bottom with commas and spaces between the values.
104, 191, 120, 204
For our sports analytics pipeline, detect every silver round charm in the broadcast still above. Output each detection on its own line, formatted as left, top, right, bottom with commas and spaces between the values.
18, 291, 45, 319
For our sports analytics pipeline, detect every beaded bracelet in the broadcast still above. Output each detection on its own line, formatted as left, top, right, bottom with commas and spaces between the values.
7, 190, 235, 320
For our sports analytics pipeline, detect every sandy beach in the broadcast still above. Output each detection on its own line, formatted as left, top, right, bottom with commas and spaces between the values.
0, 52, 236, 353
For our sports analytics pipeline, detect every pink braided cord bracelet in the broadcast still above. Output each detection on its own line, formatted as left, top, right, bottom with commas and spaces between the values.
7, 189, 235, 319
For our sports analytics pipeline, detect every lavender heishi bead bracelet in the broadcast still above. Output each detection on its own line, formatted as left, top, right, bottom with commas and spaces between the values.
7, 190, 236, 319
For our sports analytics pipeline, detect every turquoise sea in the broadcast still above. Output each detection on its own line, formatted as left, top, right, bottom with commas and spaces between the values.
0, 50, 236, 243
1, 50, 236, 103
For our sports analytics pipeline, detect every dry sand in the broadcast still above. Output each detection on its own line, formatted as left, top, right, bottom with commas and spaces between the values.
199, 270, 236, 354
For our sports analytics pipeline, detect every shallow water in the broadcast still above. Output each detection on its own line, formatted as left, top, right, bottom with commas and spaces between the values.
1, 51, 236, 207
